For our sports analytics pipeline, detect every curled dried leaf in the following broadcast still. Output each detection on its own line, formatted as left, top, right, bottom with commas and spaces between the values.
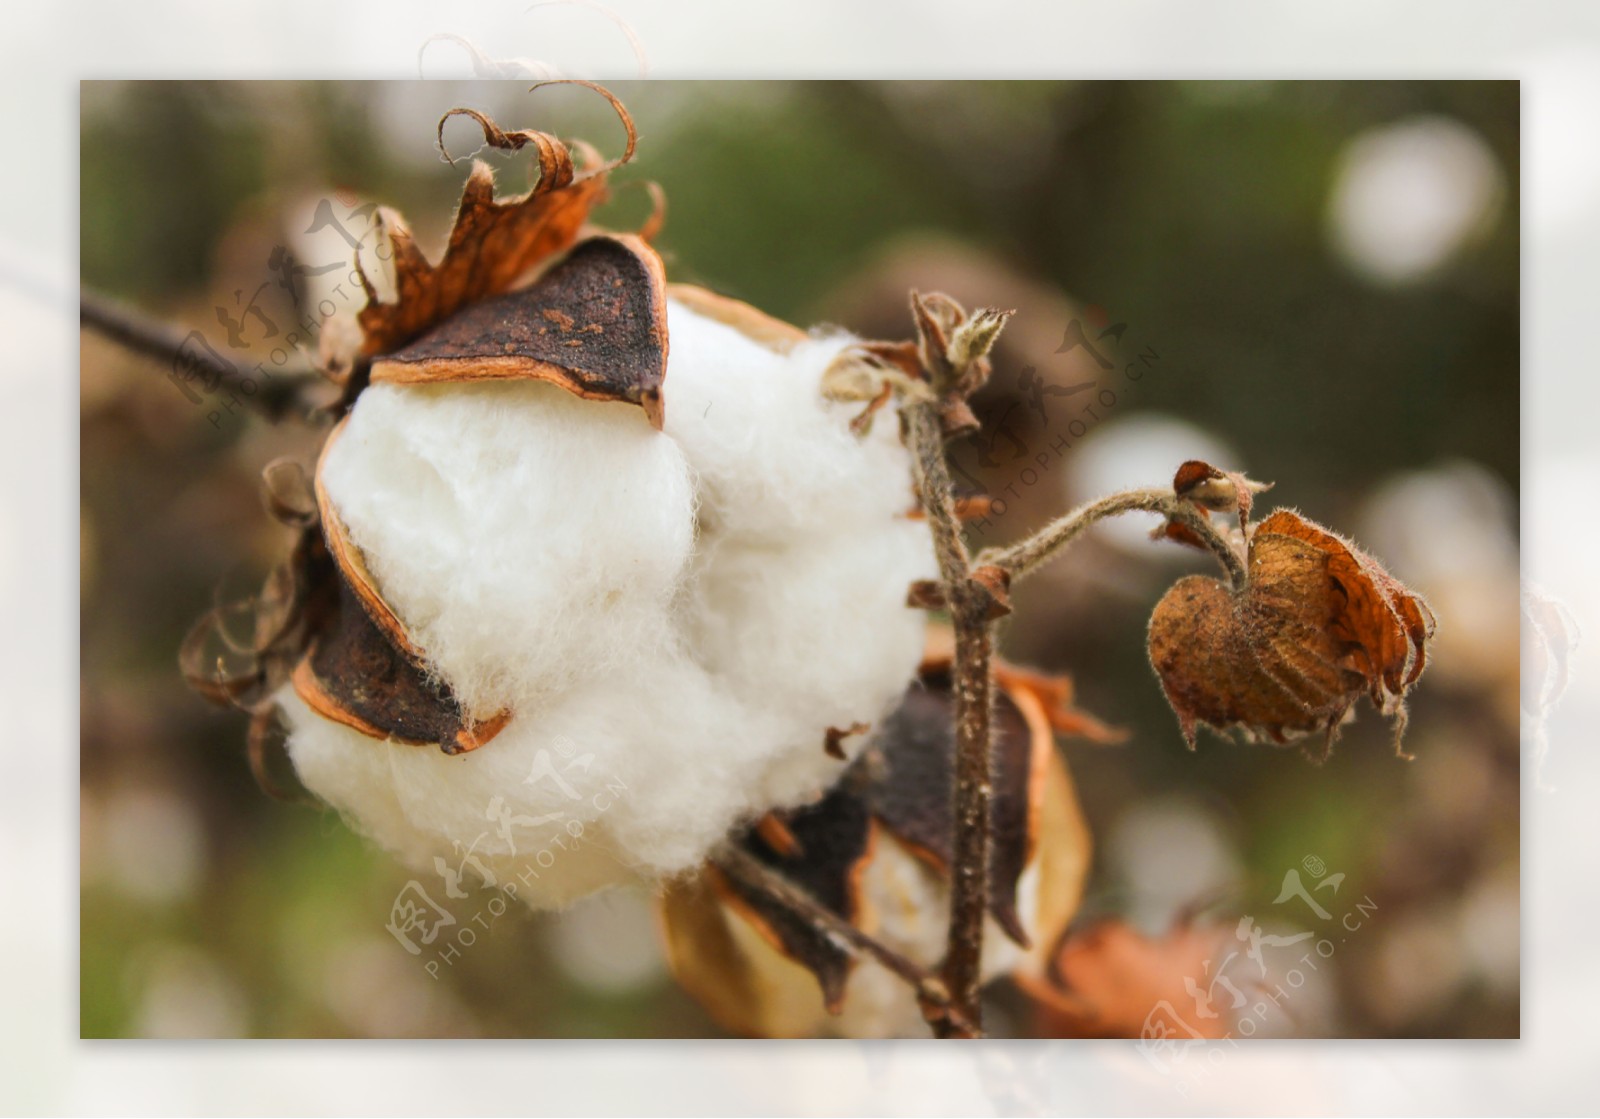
261, 458, 318, 527
992, 662, 1128, 746
1522, 584, 1578, 720
180, 507, 328, 713
1148, 508, 1435, 760
356, 84, 637, 363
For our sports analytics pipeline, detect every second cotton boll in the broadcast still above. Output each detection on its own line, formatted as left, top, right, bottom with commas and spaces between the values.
281, 296, 938, 908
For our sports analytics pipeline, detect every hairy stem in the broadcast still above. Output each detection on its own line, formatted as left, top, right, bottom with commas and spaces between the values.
80, 287, 316, 421
979, 487, 1248, 591
713, 842, 977, 1037
905, 400, 994, 1039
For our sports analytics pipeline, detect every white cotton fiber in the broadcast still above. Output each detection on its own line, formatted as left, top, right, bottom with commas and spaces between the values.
283, 298, 937, 908
318, 379, 698, 717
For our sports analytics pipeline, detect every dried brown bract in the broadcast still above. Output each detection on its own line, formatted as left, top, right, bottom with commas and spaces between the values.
660, 647, 1101, 1036
369, 233, 669, 428
355, 82, 634, 362
1148, 500, 1435, 761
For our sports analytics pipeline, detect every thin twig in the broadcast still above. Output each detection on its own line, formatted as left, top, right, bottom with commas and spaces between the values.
80, 287, 316, 421
713, 842, 977, 1037
904, 399, 997, 1039
979, 487, 1248, 590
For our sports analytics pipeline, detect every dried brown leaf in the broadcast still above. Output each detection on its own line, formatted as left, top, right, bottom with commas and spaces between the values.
355, 84, 637, 363
1148, 508, 1435, 760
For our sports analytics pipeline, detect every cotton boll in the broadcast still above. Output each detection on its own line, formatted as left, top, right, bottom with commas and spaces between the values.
663, 312, 920, 539
321, 378, 698, 717
688, 525, 932, 789
284, 298, 936, 908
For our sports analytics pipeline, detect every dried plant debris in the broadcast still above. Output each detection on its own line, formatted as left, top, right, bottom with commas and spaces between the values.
1149, 466, 1435, 760
1154, 458, 1272, 552
662, 652, 1098, 1037
290, 573, 508, 754
706, 784, 875, 1015
370, 233, 669, 428
184, 436, 508, 758
1024, 918, 1242, 1039
355, 84, 635, 362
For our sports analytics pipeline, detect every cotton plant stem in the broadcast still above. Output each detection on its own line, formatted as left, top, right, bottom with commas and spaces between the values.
80, 287, 315, 421
713, 842, 978, 1037
905, 400, 995, 1040
978, 487, 1249, 591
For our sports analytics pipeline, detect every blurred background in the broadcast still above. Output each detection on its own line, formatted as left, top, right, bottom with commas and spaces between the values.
79, 80, 1519, 1039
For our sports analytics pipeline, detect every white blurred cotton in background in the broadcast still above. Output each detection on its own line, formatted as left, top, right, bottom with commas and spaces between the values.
1065, 413, 1240, 555
1327, 115, 1506, 285
1359, 460, 1519, 723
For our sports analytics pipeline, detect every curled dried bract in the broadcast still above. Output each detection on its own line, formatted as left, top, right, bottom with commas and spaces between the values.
356, 82, 637, 362
1148, 507, 1435, 761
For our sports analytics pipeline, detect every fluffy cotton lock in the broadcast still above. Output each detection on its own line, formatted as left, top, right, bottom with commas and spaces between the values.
281, 298, 937, 908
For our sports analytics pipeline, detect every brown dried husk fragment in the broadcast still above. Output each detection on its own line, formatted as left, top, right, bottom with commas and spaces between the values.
290, 568, 509, 755
660, 649, 1096, 1036
665, 282, 807, 354
1023, 918, 1242, 1039
291, 417, 510, 754
1148, 507, 1435, 760
370, 234, 669, 428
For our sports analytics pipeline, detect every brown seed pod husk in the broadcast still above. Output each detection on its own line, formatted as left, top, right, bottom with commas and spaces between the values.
1148, 507, 1435, 760
665, 282, 807, 354
1022, 917, 1241, 1039
370, 234, 669, 428
288, 417, 512, 755
660, 647, 1096, 1036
